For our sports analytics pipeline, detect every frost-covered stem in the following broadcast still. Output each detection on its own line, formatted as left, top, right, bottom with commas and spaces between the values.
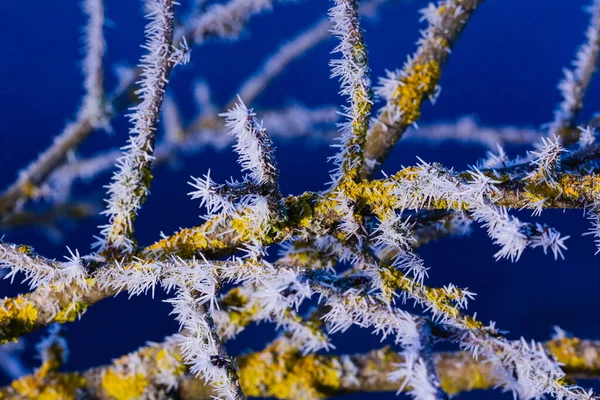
152, 168, 599, 260
0, 0, 273, 221
168, 278, 246, 400
552, 0, 600, 144
213, 100, 283, 215
80, 0, 107, 125
178, 0, 274, 44
0, 0, 106, 219
235, 0, 395, 107
4, 169, 598, 341
415, 322, 449, 400
525, 135, 566, 186
229, 102, 280, 191
493, 172, 600, 209
0, 281, 110, 344
0, 243, 61, 289
45, 105, 336, 203
311, 243, 477, 328
403, 117, 541, 149
329, 0, 373, 184
459, 330, 596, 399
98, 0, 176, 256
162, 95, 186, 143
410, 210, 471, 247
0, 120, 93, 218
362, 0, 484, 179
201, 304, 246, 400
210, 250, 466, 345
181, 300, 247, 400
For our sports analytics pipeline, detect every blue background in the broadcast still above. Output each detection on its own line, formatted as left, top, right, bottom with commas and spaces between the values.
1, 0, 600, 398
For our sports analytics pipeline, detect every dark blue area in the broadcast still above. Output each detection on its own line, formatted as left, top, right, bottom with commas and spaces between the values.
1, 0, 600, 398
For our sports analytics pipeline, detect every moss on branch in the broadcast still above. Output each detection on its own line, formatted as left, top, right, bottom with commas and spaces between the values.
4, 166, 600, 344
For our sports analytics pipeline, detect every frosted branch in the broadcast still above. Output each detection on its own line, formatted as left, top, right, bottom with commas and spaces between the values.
97, 0, 180, 256
6, 336, 600, 399
170, 289, 246, 400
551, 0, 600, 144
0, 0, 275, 221
328, 0, 373, 185
180, 0, 274, 43
363, 0, 484, 179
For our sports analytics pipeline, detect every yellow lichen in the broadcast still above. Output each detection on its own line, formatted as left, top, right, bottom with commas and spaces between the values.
238, 341, 341, 399
440, 368, 490, 395
293, 198, 314, 229
0, 296, 38, 343
54, 301, 88, 324
436, 36, 450, 48
221, 288, 260, 328
11, 357, 85, 400
378, 263, 483, 329
391, 60, 441, 125
22, 181, 38, 199
547, 338, 588, 369
146, 215, 244, 259
523, 174, 600, 207
11, 374, 85, 400
155, 349, 186, 377
101, 369, 148, 400
17, 245, 33, 254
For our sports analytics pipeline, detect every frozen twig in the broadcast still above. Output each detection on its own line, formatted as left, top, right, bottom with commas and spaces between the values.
551, 0, 600, 144
362, 0, 485, 179
0, 0, 276, 221
97, 0, 180, 256
328, 0, 374, 185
